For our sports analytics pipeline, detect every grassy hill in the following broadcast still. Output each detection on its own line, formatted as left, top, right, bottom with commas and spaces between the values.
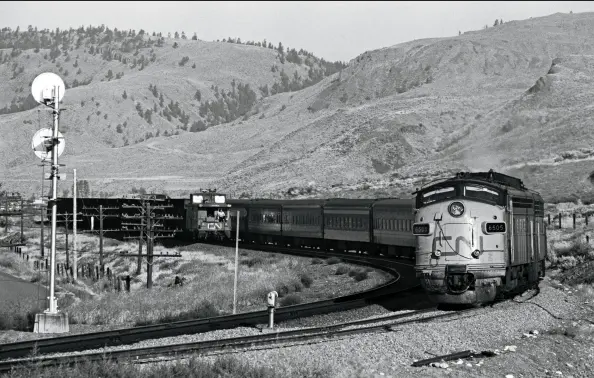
2, 13, 594, 202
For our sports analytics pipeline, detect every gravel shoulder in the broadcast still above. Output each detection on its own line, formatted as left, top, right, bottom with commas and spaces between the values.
191, 276, 594, 378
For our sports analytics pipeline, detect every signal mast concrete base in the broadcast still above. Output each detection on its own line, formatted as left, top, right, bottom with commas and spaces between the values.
33, 312, 69, 333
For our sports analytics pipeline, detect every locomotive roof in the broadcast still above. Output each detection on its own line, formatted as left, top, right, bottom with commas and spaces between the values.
414, 169, 538, 194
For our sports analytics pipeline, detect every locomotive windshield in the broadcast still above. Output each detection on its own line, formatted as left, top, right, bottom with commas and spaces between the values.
463, 185, 502, 204
419, 186, 456, 206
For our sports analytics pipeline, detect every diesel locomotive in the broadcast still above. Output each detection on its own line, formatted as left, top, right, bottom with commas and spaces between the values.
412, 170, 546, 304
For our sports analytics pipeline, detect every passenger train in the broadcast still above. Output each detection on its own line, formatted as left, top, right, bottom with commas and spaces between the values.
55, 170, 546, 305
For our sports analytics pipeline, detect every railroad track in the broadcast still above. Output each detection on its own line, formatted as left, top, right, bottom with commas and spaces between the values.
0, 243, 421, 361
0, 306, 477, 372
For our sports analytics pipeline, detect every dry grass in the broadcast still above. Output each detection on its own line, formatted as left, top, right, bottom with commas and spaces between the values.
64, 246, 317, 325
1, 355, 332, 378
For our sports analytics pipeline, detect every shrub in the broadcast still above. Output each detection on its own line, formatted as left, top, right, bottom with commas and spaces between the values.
276, 283, 291, 297
335, 265, 349, 275
175, 262, 195, 274
353, 270, 369, 282
299, 273, 313, 288
311, 258, 323, 265
326, 257, 341, 265
241, 256, 264, 268
280, 294, 302, 307
159, 260, 180, 271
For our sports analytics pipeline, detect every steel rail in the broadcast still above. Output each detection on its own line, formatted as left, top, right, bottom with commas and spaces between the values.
0, 307, 476, 372
0, 246, 419, 361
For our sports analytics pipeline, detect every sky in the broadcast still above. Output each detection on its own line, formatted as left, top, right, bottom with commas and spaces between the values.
1, 1, 594, 62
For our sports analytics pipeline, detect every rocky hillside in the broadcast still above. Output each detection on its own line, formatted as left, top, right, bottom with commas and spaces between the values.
2, 13, 594, 202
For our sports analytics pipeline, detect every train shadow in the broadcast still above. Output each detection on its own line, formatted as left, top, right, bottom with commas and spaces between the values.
367, 286, 437, 312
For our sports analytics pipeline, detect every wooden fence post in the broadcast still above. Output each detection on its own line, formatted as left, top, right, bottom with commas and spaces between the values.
559, 214, 562, 229
586, 214, 589, 226
573, 213, 576, 229
125, 275, 131, 292
587, 235, 590, 244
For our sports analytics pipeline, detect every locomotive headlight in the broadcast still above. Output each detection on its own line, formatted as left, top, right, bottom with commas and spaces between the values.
433, 250, 442, 258
214, 195, 226, 204
191, 195, 204, 204
448, 201, 465, 217
471, 249, 481, 259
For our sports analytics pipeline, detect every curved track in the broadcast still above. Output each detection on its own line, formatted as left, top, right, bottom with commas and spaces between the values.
0, 244, 424, 361
0, 307, 476, 372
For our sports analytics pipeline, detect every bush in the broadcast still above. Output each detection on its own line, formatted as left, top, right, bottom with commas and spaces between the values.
353, 270, 369, 282
241, 256, 264, 268
335, 265, 349, 275
276, 283, 291, 297
280, 294, 302, 307
311, 258, 323, 265
326, 257, 341, 265
299, 273, 313, 288
175, 262, 195, 274
159, 260, 180, 271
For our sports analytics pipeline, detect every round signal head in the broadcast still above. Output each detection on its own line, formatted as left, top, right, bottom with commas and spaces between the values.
31, 128, 65, 161
448, 201, 465, 217
31, 72, 65, 104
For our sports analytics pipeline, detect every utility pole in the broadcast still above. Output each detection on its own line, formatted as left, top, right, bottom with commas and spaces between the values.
99, 205, 103, 273
73, 169, 77, 280
81, 202, 119, 276
146, 202, 153, 289
121, 194, 183, 288
136, 215, 143, 275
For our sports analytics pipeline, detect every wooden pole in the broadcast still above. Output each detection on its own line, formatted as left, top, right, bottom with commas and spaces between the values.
233, 210, 240, 314
573, 213, 576, 229
136, 209, 143, 275
65, 214, 69, 270
73, 169, 77, 280
146, 202, 153, 289
99, 205, 104, 276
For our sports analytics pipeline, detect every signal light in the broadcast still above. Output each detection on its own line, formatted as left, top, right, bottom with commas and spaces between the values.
471, 249, 481, 259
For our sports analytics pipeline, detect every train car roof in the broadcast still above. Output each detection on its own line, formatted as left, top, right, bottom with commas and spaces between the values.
373, 198, 415, 207
242, 199, 286, 207
323, 198, 378, 208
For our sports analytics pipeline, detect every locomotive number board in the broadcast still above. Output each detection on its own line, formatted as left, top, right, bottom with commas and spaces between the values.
413, 223, 431, 235
484, 222, 506, 234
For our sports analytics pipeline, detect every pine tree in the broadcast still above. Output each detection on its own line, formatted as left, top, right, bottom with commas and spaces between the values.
494, 19, 499, 26
192, 32, 198, 40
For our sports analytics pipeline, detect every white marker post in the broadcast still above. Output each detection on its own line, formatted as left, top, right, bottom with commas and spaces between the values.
233, 210, 240, 314
31, 72, 69, 333
267, 291, 278, 329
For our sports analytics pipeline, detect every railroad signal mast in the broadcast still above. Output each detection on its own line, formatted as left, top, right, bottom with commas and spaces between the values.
121, 194, 182, 288
30, 72, 69, 333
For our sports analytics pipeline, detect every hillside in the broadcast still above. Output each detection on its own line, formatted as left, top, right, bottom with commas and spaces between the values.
2, 13, 594, 202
